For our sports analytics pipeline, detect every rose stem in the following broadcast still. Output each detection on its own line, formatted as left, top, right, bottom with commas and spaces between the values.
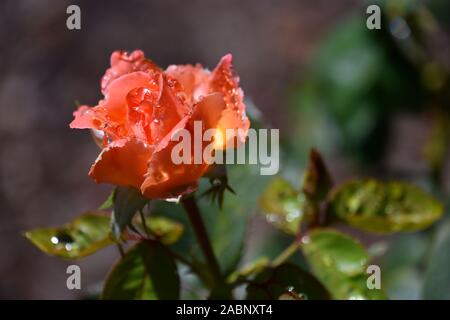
272, 234, 303, 267
181, 196, 223, 286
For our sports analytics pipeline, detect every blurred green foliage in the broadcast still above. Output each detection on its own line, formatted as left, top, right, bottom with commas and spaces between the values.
328, 179, 443, 233
288, 15, 420, 162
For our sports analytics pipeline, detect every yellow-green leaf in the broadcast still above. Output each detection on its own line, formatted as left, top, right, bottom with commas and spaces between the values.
99, 190, 115, 210
25, 212, 113, 259
303, 229, 385, 300
259, 178, 312, 235
328, 179, 443, 234
135, 215, 184, 245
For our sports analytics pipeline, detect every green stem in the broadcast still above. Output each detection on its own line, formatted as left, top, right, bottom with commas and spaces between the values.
181, 195, 232, 298
181, 196, 222, 282
272, 239, 302, 267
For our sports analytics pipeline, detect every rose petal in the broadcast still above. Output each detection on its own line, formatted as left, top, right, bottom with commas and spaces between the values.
140, 116, 196, 199
215, 107, 250, 148
150, 75, 192, 144
210, 54, 244, 111
70, 105, 99, 129
191, 93, 226, 129
103, 71, 159, 122
71, 71, 162, 143
101, 50, 161, 94
165, 64, 210, 104
140, 94, 226, 199
209, 54, 249, 146
89, 138, 153, 189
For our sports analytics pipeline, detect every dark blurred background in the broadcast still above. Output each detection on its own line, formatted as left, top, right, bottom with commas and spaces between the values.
0, 0, 449, 299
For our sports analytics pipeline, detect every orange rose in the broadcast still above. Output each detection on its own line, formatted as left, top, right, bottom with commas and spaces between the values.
70, 50, 249, 200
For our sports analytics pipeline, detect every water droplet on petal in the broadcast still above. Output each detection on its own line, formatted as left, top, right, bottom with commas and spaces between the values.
167, 79, 176, 88
165, 195, 182, 203
54, 233, 74, 245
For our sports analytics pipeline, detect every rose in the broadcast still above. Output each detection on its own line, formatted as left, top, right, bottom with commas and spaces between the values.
70, 50, 249, 200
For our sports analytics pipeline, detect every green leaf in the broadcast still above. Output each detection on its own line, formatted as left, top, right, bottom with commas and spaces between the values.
303, 229, 385, 300
259, 177, 311, 235
246, 263, 330, 300
135, 215, 184, 244
302, 148, 333, 204
25, 212, 113, 259
102, 241, 180, 300
328, 179, 443, 234
423, 219, 450, 299
112, 186, 149, 239
99, 190, 115, 210
305, 229, 368, 275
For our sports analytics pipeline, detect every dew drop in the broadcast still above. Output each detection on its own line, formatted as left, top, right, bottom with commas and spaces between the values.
301, 235, 310, 244
266, 213, 278, 223
151, 170, 169, 183
54, 233, 74, 245
286, 210, 300, 222
165, 195, 182, 203
167, 79, 176, 88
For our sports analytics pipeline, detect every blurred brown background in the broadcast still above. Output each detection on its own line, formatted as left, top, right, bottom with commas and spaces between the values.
0, 0, 361, 299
